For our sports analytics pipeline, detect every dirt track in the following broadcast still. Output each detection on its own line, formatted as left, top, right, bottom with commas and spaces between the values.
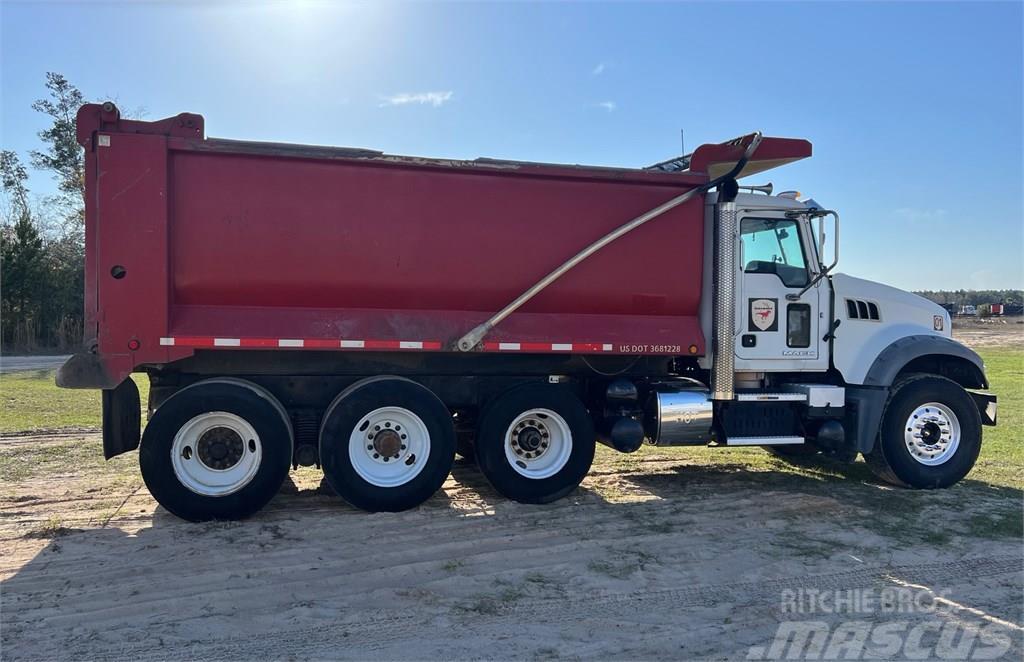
2, 433, 1021, 660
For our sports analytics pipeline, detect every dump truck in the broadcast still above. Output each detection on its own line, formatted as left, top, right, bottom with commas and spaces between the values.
57, 103, 997, 521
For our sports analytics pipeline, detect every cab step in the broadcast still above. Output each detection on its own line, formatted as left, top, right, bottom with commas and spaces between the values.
735, 392, 807, 402
725, 435, 805, 446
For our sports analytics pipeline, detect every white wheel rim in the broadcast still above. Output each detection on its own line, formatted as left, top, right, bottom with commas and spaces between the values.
904, 402, 961, 466
349, 406, 430, 488
503, 408, 573, 479
171, 412, 262, 496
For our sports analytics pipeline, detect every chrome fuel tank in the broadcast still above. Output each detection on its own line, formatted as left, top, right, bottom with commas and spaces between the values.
644, 389, 714, 445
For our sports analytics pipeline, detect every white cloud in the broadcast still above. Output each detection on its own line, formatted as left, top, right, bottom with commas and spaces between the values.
595, 100, 616, 112
592, 62, 606, 76
379, 91, 453, 108
894, 207, 947, 223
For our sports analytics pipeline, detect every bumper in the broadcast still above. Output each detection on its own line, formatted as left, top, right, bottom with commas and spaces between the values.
970, 391, 997, 426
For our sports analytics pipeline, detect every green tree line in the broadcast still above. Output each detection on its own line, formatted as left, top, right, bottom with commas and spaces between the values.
2, 73, 86, 352
914, 290, 1023, 308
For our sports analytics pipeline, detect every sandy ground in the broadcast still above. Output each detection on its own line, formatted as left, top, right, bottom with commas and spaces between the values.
1, 325, 1020, 660
953, 318, 1024, 349
2, 443, 1021, 661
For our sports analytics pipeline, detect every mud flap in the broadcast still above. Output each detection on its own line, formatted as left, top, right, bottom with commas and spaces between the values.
103, 378, 141, 459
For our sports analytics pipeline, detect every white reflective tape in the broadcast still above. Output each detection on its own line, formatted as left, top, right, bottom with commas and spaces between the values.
552, 343, 573, 351
340, 340, 365, 348
214, 338, 240, 347
498, 343, 521, 351
98, 135, 110, 147
602, 344, 613, 351
159, 337, 175, 346
399, 341, 422, 349
278, 339, 303, 347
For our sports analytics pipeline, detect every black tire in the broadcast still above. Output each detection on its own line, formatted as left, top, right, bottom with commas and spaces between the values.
475, 384, 595, 504
139, 380, 294, 522
866, 374, 982, 488
319, 377, 455, 512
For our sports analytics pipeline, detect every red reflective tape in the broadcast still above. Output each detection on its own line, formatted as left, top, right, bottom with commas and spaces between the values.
364, 339, 400, 349
572, 343, 607, 352
161, 337, 444, 350
303, 338, 339, 348
238, 338, 279, 348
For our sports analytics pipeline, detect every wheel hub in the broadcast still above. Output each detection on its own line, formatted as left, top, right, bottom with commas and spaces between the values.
904, 402, 960, 466
196, 427, 245, 470
372, 428, 403, 458
511, 419, 549, 458
362, 416, 411, 464
503, 408, 574, 480
348, 406, 429, 488
170, 411, 264, 497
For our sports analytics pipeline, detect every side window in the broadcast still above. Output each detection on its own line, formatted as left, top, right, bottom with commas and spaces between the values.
740, 218, 809, 287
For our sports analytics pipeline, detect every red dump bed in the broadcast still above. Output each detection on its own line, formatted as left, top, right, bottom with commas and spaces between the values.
74, 104, 810, 386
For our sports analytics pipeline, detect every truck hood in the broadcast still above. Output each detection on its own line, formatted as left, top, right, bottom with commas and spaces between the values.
831, 273, 950, 338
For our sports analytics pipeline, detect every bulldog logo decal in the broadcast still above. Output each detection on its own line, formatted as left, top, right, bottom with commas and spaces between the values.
749, 298, 778, 332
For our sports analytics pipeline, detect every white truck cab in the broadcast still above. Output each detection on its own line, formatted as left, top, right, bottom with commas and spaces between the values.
690, 188, 995, 489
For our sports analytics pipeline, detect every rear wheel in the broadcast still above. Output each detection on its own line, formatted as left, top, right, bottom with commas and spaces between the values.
866, 374, 981, 488
319, 377, 455, 512
475, 384, 595, 504
139, 379, 293, 521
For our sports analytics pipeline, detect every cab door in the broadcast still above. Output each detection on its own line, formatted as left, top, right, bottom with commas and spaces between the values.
734, 214, 827, 371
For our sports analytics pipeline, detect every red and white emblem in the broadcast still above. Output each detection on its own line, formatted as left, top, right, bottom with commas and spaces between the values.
751, 299, 777, 331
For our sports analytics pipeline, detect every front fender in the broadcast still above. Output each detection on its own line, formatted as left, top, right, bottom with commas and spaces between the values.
862, 335, 988, 389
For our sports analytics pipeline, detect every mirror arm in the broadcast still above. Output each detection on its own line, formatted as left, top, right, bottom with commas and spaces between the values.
785, 210, 839, 302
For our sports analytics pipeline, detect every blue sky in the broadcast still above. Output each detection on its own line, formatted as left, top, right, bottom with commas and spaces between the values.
2, 1, 1021, 290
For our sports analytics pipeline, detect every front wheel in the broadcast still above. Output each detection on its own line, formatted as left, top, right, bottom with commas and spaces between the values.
475, 384, 595, 504
866, 375, 982, 488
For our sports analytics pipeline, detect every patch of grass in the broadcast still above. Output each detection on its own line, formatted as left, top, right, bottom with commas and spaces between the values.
971, 347, 1024, 488
442, 559, 464, 572
965, 506, 1024, 540
24, 515, 72, 539
0, 370, 149, 433
0, 437, 110, 482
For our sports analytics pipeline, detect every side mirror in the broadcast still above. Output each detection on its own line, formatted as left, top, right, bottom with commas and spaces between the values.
787, 210, 839, 302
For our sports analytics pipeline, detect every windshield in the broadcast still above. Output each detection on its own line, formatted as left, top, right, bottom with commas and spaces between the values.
740, 218, 809, 288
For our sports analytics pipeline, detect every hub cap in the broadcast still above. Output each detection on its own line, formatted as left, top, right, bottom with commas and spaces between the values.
503, 408, 572, 479
171, 412, 262, 496
349, 406, 430, 488
904, 402, 960, 466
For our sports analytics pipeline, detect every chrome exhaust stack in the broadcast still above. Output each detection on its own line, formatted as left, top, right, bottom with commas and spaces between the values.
711, 180, 740, 401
